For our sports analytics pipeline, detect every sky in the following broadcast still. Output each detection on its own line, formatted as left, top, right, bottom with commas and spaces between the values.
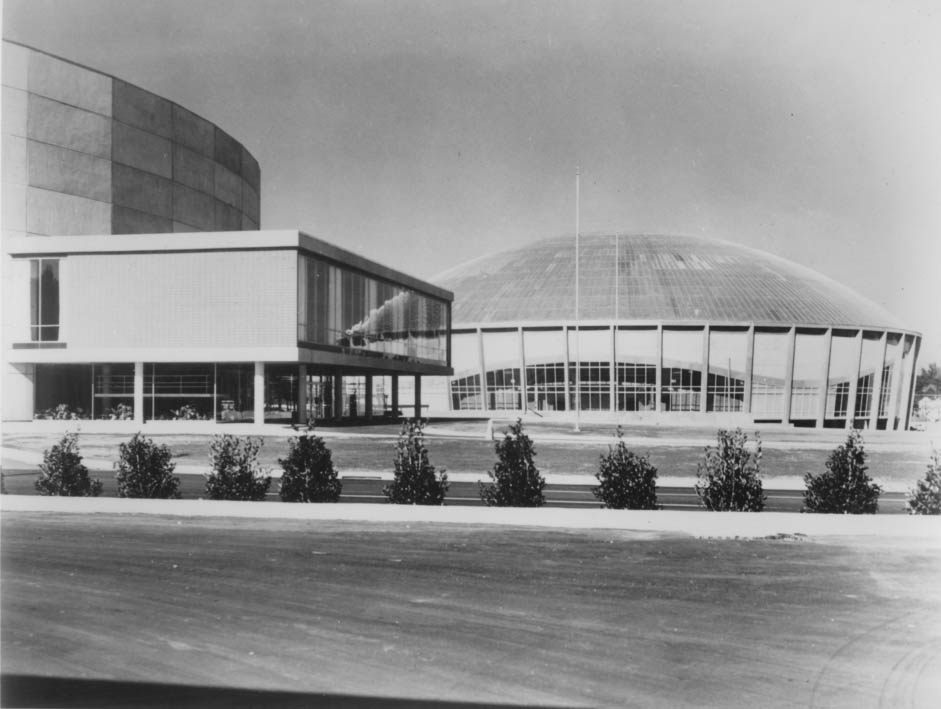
4, 0, 939, 362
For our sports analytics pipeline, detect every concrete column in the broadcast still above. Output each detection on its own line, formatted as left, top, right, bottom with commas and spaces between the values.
563, 326, 571, 412
816, 329, 833, 428
609, 325, 617, 414
743, 327, 755, 415
253, 362, 265, 424
297, 364, 308, 425
518, 327, 527, 412
133, 362, 144, 424
655, 325, 663, 413
700, 326, 710, 413
477, 328, 488, 411
886, 334, 905, 430
414, 375, 422, 419
867, 332, 888, 428
845, 330, 863, 429
365, 376, 373, 418
903, 336, 920, 431
782, 328, 796, 423
391, 376, 399, 417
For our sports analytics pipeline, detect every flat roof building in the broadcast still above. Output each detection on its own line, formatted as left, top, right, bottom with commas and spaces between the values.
2, 41, 451, 425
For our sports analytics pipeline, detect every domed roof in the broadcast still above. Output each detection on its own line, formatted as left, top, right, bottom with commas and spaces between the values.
436, 234, 904, 330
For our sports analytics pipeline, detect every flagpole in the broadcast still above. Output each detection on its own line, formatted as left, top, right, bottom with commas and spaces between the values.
574, 167, 581, 433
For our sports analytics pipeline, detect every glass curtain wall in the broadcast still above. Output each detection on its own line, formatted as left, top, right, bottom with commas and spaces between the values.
297, 255, 449, 365
826, 332, 860, 424
568, 328, 612, 411
92, 363, 134, 419
707, 329, 747, 412
449, 331, 483, 410
524, 329, 567, 412
855, 332, 884, 425
879, 334, 903, 425
661, 328, 703, 412
482, 330, 521, 410
791, 331, 828, 422
751, 330, 789, 420
615, 328, 657, 412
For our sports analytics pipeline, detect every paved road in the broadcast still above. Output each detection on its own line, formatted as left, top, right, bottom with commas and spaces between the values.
3, 512, 939, 708
1, 468, 911, 512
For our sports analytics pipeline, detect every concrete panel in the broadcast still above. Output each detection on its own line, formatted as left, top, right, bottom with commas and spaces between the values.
172, 104, 213, 157
173, 183, 215, 230
173, 221, 203, 232
28, 140, 111, 202
27, 186, 111, 235
213, 127, 241, 174
172, 144, 214, 194
66, 250, 297, 349
28, 94, 111, 158
3, 43, 31, 90
113, 80, 172, 138
240, 146, 260, 191
112, 205, 173, 234
2, 182, 27, 230
28, 50, 111, 116
112, 163, 173, 218
3, 134, 27, 185
2, 86, 28, 137
214, 200, 242, 231
242, 181, 260, 223
112, 121, 172, 178
241, 214, 259, 231
3, 363, 35, 421
213, 164, 242, 208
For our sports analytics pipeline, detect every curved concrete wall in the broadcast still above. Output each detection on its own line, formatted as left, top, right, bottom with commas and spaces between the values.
2, 41, 260, 237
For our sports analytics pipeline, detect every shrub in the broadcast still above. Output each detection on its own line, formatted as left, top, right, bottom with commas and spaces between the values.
384, 419, 448, 504
34, 433, 102, 497
695, 428, 765, 511
171, 404, 200, 421
480, 419, 545, 507
34, 404, 84, 420
103, 403, 134, 421
803, 430, 881, 514
114, 433, 181, 499
593, 427, 659, 509
907, 448, 941, 515
279, 429, 342, 502
204, 435, 271, 501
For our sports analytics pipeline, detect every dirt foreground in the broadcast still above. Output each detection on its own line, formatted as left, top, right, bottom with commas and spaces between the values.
2, 501, 940, 708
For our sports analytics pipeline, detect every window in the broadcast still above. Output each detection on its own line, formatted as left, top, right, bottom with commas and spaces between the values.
30, 259, 60, 341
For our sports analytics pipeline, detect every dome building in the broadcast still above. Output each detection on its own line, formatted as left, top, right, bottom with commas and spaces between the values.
435, 234, 920, 430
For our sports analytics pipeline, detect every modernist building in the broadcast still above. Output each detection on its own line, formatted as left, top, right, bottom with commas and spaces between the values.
434, 234, 920, 430
2, 41, 451, 424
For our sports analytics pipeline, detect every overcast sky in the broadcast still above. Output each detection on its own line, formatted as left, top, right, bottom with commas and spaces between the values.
4, 0, 939, 361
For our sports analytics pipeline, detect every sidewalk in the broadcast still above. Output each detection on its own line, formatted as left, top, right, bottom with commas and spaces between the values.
3, 494, 939, 541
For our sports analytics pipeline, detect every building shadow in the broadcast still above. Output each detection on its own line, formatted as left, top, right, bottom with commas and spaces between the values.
0, 674, 580, 709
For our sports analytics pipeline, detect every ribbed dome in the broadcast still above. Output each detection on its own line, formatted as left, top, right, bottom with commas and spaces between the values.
437, 234, 904, 329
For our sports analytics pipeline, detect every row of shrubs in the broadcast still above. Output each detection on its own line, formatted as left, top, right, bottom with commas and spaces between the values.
23, 420, 941, 514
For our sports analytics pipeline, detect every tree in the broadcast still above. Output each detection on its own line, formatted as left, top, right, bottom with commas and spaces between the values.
34, 432, 102, 497
480, 419, 545, 507
695, 429, 765, 511
915, 362, 941, 397
115, 433, 181, 498
204, 435, 271, 501
803, 430, 881, 514
593, 427, 659, 509
279, 429, 342, 502
908, 448, 941, 515
383, 419, 448, 505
